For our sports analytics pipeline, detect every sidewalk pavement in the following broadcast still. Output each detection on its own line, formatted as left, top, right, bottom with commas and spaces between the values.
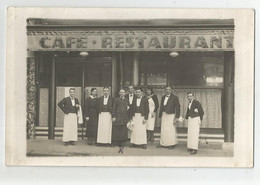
27, 139, 233, 157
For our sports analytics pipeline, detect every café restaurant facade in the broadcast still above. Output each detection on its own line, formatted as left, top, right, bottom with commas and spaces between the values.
26, 19, 234, 143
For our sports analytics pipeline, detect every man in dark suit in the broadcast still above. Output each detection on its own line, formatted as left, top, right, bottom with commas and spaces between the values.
129, 87, 149, 149
97, 87, 114, 145
185, 92, 204, 155
58, 88, 80, 146
158, 86, 181, 149
125, 85, 137, 139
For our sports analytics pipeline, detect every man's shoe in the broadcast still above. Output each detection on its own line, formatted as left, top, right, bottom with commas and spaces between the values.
156, 144, 163, 148
64, 142, 69, 146
70, 141, 75, 145
190, 150, 197, 155
142, 145, 147, 149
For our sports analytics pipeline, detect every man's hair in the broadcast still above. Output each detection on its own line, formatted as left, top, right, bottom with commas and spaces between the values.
69, 88, 75, 92
119, 89, 126, 92
135, 87, 142, 91
146, 86, 154, 94
187, 91, 193, 96
103, 86, 110, 90
165, 86, 172, 89
90, 88, 97, 93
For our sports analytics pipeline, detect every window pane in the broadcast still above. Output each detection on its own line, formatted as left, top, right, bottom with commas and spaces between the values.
56, 62, 82, 86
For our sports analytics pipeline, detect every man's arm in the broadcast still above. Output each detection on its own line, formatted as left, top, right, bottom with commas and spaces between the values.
175, 96, 181, 119
197, 101, 204, 120
158, 96, 164, 118
57, 98, 67, 114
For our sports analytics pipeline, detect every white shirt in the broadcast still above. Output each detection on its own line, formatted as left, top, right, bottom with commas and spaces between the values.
129, 94, 134, 104
188, 99, 193, 110
70, 97, 75, 106
136, 97, 141, 107
163, 94, 171, 106
103, 95, 109, 105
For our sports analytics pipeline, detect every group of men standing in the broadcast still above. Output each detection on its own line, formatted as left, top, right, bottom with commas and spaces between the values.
58, 85, 204, 155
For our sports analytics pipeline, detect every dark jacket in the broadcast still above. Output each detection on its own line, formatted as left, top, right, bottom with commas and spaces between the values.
97, 95, 114, 114
130, 96, 149, 120
112, 97, 130, 126
58, 96, 79, 114
159, 94, 180, 118
125, 93, 137, 105
185, 99, 204, 120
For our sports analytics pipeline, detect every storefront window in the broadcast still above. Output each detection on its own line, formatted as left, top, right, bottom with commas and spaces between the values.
140, 55, 168, 86
139, 52, 224, 87
168, 53, 224, 87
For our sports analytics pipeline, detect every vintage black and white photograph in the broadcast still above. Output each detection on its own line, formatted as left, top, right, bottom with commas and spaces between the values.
5, 8, 254, 167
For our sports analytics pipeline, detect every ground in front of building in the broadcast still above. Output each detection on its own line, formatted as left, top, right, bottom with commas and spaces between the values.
27, 139, 233, 157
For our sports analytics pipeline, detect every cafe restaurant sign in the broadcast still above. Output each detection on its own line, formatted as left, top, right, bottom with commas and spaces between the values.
27, 30, 234, 51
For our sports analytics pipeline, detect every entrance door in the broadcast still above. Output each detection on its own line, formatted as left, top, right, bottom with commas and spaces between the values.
55, 58, 112, 128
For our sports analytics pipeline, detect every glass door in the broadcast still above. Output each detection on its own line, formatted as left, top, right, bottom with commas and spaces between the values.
55, 62, 83, 127
55, 57, 112, 128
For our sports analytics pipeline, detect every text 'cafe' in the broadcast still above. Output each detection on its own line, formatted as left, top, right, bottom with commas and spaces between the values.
26, 19, 234, 146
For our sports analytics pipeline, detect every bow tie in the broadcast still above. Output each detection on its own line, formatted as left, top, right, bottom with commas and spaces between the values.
129, 94, 133, 97
104, 96, 107, 98
166, 95, 170, 97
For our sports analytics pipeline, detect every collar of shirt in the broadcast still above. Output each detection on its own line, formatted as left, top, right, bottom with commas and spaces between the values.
137, 96, 142, 99
166, 94, 171, 98
90, 95, 96, 99
129, 94, 133, 97
70, 96, 75, 100
104, 95, 109, 98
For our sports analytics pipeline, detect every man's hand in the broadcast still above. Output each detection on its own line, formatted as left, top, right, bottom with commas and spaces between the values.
85, 117, 90, 121
127, 106, 130, 110
75, 104, 80, 108
143, 119, 147, 124
194, 108, 198, 113
112, 118, 116, 122
151, 112, 156, 118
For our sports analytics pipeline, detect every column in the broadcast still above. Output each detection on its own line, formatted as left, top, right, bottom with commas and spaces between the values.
132, 53, 139, 86
48, 55, 56, 139
223, 51, 234, 142
112, 53, 119, 97
27, 51, 37, 139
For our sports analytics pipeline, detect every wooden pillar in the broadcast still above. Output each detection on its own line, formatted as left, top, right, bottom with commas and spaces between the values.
223, 51, 234, 142
133, 53, 139, 86
48, 55, 56, 139
112, 53, 119, 97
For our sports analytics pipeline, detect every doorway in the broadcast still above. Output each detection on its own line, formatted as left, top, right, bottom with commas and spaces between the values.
55, 57, 112, 127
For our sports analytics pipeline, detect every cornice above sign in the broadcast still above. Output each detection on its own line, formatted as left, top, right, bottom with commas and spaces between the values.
27, 30, 234, 51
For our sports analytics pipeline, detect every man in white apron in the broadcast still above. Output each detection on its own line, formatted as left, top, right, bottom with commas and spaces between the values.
97, 87, 113, 145
185, 92, 204, 155
58, 88, 81, 146
145, 87, 159, 143
158, 86, 181, 149
130, 88, 149, 149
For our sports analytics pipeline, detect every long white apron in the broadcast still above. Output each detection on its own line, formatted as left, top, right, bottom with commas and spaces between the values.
63, 113, 78, 142
130, 113, 147, 145
187, 116, 201, 150
146, 98, 156, 131
160, 112, 178, 146
97, 112, 112, 144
